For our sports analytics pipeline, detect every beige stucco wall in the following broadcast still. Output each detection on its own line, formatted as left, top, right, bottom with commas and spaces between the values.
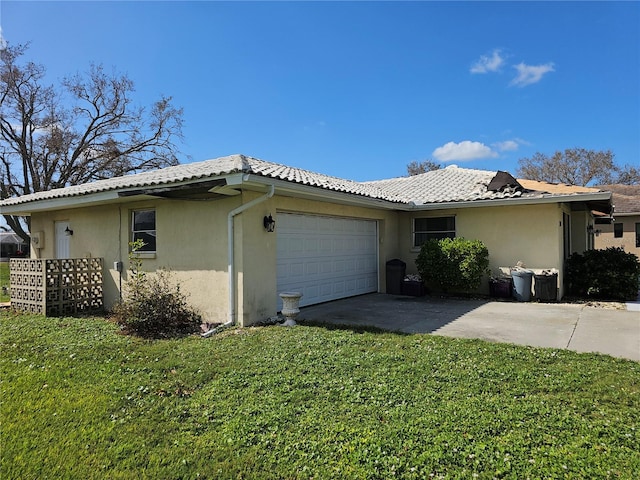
29, 196, 238, 323
28, 192, 401, 326
26, 191, 591, 323
594, 215, 640, 257
397, 203, 568, 297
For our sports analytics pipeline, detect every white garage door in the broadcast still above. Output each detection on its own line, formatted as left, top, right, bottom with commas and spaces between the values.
277, 213, 378, 308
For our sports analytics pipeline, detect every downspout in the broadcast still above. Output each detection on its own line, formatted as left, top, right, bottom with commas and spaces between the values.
202, 184, 275, 337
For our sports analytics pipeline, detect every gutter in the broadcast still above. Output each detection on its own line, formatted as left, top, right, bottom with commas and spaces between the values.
400, 191, 613, 212
202, 184, 275, 337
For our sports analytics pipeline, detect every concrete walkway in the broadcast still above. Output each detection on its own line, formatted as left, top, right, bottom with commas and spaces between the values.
300, 294, 640, 362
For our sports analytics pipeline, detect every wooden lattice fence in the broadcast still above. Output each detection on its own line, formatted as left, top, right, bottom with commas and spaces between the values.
9, 258, 103, 316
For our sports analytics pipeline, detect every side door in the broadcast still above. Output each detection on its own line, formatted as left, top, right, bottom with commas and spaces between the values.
54, 221, 71, 259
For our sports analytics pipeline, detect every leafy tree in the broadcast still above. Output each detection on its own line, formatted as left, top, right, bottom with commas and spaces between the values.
407, 159, 442, 176
0, 43, 184, 242
516, 148, 637, 186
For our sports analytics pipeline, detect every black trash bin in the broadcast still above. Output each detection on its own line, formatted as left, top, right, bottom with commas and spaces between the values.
534, 273, 558, 302
386, 259, 406, 295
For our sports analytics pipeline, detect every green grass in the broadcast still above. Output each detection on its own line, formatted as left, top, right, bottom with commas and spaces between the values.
2, 312, 639, 479
0, 263, 8, 302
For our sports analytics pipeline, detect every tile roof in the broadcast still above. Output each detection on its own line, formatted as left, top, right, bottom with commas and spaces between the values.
363, 166, 524, 204
0, 154, 612, 209
1, 154, 402, 206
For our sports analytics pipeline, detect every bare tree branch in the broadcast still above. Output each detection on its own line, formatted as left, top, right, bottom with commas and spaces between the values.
516, 148, 618, 186
407, 159, 442, 176
1, 42, 184, 243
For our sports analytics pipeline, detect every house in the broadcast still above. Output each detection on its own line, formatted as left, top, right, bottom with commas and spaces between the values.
0, 154, 612, 326
0, 232, 29, 261
594, 184, 640, 257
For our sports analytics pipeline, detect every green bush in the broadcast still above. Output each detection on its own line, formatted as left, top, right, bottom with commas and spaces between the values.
416, 237, 489, 293
565, 247, 640, 301
112, 241, 201, 338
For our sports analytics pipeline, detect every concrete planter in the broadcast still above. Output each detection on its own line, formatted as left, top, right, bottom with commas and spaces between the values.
279, 292, 303, 326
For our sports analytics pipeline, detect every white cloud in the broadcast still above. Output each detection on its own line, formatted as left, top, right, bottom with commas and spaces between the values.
493, 140, 520, 152
0, 27, 6, 50
470, 49, 505, 74
511, 62, 555, 87
432, 141, 498, 162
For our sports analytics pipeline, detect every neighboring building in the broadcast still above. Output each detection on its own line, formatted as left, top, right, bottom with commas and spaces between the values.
0, 232, 28, 261
0, 154, 612, 325
594, 184, 640, 257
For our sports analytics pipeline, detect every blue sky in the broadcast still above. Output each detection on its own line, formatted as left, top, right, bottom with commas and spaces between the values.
1, 1, 638, 182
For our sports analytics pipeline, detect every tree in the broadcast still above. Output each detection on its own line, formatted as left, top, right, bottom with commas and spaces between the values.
615, 165, 640, 185
516, 148, 638, 186
407, 159, 442, 176
0, 43, 184, 242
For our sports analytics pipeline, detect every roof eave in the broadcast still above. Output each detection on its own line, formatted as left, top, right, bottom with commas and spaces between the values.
241, 174, 404, 209
399, 191, 613, 211
1, 190, 125, 216
0, 173, 249, 215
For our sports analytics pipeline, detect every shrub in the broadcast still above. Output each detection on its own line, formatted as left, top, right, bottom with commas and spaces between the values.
416, 237, 489, 293
112, 240, 201, 338
565, 247, 640, 301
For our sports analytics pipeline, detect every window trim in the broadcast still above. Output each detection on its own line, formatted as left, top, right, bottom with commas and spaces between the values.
412, 216, 456, 248
131, 209, 157, 254
635, 222, 640, 248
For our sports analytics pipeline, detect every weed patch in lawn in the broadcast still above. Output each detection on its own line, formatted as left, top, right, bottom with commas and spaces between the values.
2, 311, 639, 479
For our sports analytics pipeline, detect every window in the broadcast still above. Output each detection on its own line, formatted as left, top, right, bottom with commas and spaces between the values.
614, 223, 623, 239
132, 210, 156, 252
413, 216, 455, 247
636, 223, 640, 248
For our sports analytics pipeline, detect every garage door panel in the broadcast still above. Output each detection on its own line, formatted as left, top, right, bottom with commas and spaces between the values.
277, 213, 378, 308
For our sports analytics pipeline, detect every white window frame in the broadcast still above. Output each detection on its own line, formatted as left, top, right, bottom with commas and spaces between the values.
131, 209, 157, 254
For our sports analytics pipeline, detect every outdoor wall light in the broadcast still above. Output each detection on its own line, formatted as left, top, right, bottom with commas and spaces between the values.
586, 225, 601, 237
64, 226, 74, 236
263, 214, 276, 232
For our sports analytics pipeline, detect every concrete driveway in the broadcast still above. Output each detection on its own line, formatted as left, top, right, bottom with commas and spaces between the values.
299, 294, 640, 362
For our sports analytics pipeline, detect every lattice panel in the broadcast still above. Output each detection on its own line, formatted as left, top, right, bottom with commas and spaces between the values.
10, 258, 103, 316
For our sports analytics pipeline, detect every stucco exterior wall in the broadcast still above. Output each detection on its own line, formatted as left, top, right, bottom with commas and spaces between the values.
27, 192, 401, 326
594, 215, 640, 257
29, 197, 238, 323
25, 191, 590, 322
397, 203, 567, 296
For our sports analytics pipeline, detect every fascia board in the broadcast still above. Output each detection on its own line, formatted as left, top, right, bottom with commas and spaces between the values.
401, 192, 613, 211
0, 190, 125, 215
0, 173, 246, 216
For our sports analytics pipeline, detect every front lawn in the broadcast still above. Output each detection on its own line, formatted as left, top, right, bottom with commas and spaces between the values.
1, 311, 639, 479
